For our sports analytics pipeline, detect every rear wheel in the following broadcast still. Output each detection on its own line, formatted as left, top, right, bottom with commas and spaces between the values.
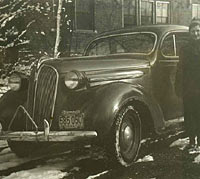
108, 105, 141, 167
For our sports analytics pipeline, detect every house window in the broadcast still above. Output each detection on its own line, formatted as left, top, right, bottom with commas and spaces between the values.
156, 1, 170, 24
75, 0, 94, 30
123, 0, 136, 27
192, 4, 200, 19
141, 0, 153, 25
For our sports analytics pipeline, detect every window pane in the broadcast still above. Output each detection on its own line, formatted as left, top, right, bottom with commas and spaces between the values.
88, 40, 111, 56
156, 2, 169, 24
162, 4, 168, 17
87, 33, 156, 55
76, 0, 94, 30
161, 34, 175, 56
192, 4, 200, 19
124, 0, 136, 27
157, 3, 162, 16
141, 1, 153, 25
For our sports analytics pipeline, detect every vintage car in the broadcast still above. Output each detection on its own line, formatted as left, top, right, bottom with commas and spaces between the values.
0, 25, 189, 167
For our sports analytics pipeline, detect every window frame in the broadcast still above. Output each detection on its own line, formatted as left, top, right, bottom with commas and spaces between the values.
85, 31, 158, 56
160, 31, 189, 60
161, 33, 176, 58
122, 0, 137, 28
155, 1, 170, 24
192, 3, 200, 19
141, 0, 154, 25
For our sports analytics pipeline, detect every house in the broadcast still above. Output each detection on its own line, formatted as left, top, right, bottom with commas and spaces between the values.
71, 0, 200, 54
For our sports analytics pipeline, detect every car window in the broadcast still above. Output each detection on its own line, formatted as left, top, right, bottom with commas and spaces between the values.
86, 32, 156, 56
175, 32, 189, 56
161, 32, 189, 58
161, 34, 175, 57
88, 39, 110, 56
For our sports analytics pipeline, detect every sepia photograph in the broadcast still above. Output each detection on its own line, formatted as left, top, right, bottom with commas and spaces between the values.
0, 0, 200, 178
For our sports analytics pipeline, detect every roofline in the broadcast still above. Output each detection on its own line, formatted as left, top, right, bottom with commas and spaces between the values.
96, 24, 188, 38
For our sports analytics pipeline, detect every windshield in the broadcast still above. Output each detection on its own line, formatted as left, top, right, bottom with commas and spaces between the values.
85, 32, 156, 56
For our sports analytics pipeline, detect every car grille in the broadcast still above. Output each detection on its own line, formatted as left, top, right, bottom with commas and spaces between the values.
27, 65, 58, 130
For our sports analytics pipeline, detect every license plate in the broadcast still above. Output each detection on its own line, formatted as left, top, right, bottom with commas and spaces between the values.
59, 110, 84, 129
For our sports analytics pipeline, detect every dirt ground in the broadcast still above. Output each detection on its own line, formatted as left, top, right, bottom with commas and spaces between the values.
1, 130, 200, 179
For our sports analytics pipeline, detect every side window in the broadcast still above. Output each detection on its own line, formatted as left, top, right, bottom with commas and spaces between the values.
88, 40, 110, 56
161, 34, 175, 57
175, 32, 189, 56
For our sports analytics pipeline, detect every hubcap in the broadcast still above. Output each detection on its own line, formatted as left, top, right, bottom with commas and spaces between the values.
120, 120, 134, 152
124, 125, 133, 146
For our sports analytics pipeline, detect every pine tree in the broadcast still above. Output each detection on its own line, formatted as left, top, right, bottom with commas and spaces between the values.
0, 0, 74, 70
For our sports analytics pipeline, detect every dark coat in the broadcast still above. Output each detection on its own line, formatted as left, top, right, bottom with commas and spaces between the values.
175, 39, 200, 137
175, 40, 200, 98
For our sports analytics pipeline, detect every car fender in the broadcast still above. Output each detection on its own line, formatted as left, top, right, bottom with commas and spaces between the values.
0, 90, 27, 130
88, 82, 165, 138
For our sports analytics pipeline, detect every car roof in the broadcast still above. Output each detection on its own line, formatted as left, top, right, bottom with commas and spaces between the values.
96, 24, 189, 39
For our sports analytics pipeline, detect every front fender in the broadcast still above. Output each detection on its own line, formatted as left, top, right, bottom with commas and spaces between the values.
0, 90, 27, 130
87, 82, 165, 138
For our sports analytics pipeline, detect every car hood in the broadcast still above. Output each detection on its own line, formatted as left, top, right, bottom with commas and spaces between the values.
43, 54, 150, 74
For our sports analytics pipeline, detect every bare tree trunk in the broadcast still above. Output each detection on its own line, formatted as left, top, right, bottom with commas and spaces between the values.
54, 0, 63, 58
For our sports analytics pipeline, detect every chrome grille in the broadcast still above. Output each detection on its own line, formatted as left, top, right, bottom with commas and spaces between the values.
32, 65, 58, 129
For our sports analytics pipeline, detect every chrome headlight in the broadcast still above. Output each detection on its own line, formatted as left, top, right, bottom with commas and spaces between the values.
8, 73, 21, 91
64, 71, 82, 90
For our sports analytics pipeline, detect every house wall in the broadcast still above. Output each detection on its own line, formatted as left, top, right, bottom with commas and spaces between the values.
172, 0, 192, 25
71, 0, 123, 55
71, 0, 199, 55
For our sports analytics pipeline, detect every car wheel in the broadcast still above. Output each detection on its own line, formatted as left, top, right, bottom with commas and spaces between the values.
7, 141, 41, 157
109, 105, 141, 167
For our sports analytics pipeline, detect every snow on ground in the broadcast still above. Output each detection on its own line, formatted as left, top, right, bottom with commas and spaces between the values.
0, 147, 34, 171
136, 155, 154, 163
193, 154, 200, 164
0, 141, 106, 179
86, 170, 109, 179
169, 137, 189, 150
0, 146, 75, 179
169, 136, 200, 164
2, 157, 69, 179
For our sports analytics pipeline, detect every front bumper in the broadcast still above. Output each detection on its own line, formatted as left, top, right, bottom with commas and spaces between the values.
0, 131, 97, 142
0, 105, 98, 142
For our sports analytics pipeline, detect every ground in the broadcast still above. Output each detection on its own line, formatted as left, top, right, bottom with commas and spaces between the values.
1, 131, 200, 179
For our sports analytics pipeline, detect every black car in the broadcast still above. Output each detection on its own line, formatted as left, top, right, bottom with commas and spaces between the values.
0, 25, 189, 167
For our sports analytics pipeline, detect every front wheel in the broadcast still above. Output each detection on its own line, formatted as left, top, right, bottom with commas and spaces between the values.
108, 105, 142, 167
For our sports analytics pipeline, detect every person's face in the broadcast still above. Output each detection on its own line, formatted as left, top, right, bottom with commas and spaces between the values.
190, 25, 200, 41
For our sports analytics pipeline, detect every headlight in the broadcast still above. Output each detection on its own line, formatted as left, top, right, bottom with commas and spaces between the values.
64, 71, 81, 89
8, 73, 21, 91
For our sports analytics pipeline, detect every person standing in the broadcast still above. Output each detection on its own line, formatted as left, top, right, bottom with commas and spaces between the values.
176, 19, 200, 152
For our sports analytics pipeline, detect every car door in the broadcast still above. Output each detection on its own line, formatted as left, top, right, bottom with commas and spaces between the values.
153, 31, 189, 120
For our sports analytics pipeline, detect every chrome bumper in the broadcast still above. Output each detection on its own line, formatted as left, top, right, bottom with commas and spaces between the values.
0, 105, 97, 142
0, 131, 97, 142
